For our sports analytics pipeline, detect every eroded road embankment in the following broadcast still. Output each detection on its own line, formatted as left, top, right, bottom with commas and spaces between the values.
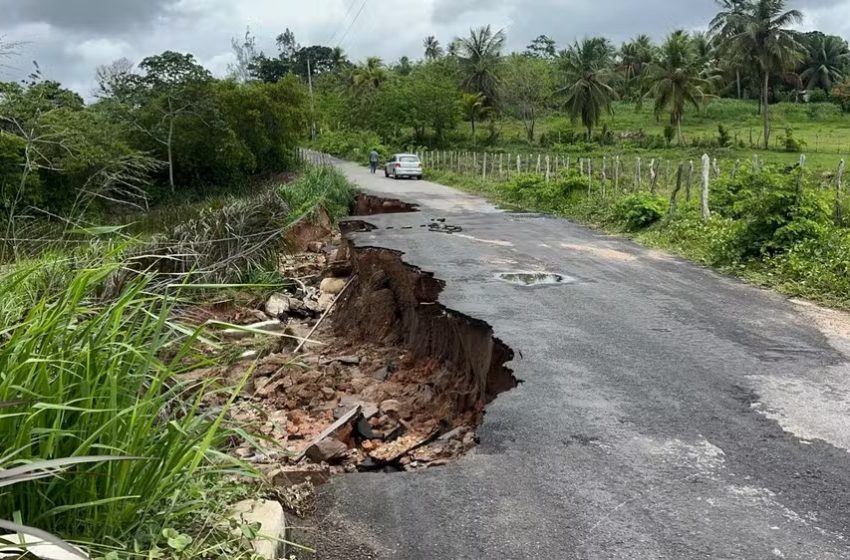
309, 161, 850, 560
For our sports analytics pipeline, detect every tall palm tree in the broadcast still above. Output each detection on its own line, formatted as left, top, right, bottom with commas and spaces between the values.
456, 26, 506, 105
709, 0, 751, 100
424, 36, 443, 61
558, 38, 618, 139
646, 31, 711, 145
617, 35, 656, 99
799, 33, 850, 92
461, 92, 489, 147
712, 0, 804, 149
350, 56, 387, 91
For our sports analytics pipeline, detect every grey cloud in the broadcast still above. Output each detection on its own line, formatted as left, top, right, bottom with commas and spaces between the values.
1, 0, 178, 32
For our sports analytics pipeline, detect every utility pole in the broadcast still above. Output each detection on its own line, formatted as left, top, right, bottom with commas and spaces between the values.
307, 56, 316, 141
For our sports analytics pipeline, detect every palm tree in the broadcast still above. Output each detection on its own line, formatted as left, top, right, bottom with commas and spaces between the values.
712, 0, 804, 149
461, 92, 489, 146
710, 0, 755, 100
799, 33, 850, 92
350, 56, 387, 91
646, 31, 711, 145
456, 26, 506, 105
424, 36, 443, 61
618, 35, 656, 99
558, 38, 618, 140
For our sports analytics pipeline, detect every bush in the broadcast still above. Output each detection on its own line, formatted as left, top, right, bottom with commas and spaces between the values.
725, 168, 830, 258
314, 129, 388, 163
611, 193, 667, 230
717, 124, 731, 148
782, 127, 806, 153
498, 171, 587, 212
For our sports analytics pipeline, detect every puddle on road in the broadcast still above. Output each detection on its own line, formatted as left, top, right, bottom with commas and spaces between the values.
496, 271, 574, 286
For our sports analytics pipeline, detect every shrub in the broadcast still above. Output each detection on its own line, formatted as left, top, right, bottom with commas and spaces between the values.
663, 124, 676, 146
717, 124, 731, 148
726, 168, 830, 258
611, 193, 667, 230
782, 127, 806, 153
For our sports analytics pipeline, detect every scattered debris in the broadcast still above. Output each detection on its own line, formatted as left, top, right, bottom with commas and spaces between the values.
229, 500, 286, 560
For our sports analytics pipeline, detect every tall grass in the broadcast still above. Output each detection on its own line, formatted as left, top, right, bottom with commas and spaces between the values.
0, 252, 243, 543
279, 166, 355, 223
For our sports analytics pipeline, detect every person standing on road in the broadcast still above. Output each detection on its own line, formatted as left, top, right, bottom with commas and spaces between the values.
369, 149, 379, 174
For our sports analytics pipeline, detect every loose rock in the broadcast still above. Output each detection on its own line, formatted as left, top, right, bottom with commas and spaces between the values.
320, 277, 348, 295
305, 439, 349, 464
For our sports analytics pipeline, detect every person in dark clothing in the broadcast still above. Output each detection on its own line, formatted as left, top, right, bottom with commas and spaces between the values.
369, 149, 379, 174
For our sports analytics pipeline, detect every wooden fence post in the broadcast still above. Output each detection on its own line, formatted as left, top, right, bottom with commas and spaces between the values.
545, 155, 551, 182
614, 155, 620, 191
686, 160, 694, 202
636, 157, 642, 190
712, 157, 720, 179
517, 154, 521, 174
701, 154, 711, 221
649, 159, 659, 193
483, 152, 488, 180
499, 154, 504, 179
836, 159, 845, 226
536, 154, 542, 174
670, 162, 685, 215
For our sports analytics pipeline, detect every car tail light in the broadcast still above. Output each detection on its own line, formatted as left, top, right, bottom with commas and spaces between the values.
395, 163, 401, 168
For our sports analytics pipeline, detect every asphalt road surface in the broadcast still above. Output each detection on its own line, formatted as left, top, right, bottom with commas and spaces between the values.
311, 161, 850, 559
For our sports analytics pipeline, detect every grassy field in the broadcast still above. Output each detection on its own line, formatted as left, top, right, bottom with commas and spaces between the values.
441, 98, 850, 172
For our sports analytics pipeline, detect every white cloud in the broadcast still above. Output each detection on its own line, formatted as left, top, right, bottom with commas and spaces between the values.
2, 0, 850, 96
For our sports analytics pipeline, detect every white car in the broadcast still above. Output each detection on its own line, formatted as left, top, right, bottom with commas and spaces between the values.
385, 154, 423, 180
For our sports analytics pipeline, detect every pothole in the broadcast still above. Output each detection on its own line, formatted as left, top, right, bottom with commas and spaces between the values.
353, 193, 419, 215
496, 271, 572, 286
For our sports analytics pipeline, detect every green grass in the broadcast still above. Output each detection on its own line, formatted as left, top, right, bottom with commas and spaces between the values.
0, 164, 358, 556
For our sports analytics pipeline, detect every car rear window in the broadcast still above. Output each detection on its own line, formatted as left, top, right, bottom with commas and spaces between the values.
400, 156, 419, 163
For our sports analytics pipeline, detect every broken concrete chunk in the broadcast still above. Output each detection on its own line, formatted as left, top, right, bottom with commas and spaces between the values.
305, 439, 349, 464
230, 500, 285, 560
265, 293, 290, 317
379, 399, 412, 419
320, 277, 348, 295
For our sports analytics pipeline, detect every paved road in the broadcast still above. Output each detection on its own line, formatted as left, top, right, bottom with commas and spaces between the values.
313, 162, 850, 559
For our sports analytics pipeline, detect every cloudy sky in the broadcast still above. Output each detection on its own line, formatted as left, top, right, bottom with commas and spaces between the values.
1, 0, 848, 97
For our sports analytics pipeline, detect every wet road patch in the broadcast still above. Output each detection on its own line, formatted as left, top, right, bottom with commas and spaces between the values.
496, 271, 575, 286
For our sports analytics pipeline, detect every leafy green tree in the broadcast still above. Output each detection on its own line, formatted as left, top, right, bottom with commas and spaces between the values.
645, 31, 711, 145
558, 38, 618, 139
457, 26, 506, 106
799, 32, 850, 92
525, 35, 557, 59
501, 54, 553, 142
461, 92, 488, 146
712, 0, 804, 149
383, 63, 461, 143
396, 56, 413, 76
424, 36, 443, 61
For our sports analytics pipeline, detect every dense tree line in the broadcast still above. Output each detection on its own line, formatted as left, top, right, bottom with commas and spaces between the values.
235, 0, 848, 152
1, 50, 308, 217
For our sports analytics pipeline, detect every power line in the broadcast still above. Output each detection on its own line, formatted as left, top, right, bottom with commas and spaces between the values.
327, 0, 360, 45
336, 0, 369, 49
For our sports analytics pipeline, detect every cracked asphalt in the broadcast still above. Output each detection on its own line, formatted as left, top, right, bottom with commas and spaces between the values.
307, 161, 850, 559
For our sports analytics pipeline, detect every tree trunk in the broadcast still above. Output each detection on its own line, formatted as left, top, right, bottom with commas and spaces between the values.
736, 70, 742, 100
762, 71, 770, 150
167, 117, 175, 192
677, 117, 684, 146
